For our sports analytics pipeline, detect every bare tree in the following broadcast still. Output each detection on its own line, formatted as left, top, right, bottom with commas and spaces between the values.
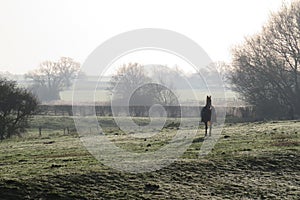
230, 0, 300, 118
109, 63, 151, 103
26, 57, 80, 102
109, 63, 179, 106
264, 2, 300, 92
151, 66, 180, 106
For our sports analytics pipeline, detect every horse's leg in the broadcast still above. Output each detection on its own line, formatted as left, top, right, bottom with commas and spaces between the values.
204, 122, 208, 136
208, 121, 212, 136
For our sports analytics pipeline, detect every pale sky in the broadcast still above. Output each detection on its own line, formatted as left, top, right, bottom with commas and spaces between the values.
0, 0, 291, 74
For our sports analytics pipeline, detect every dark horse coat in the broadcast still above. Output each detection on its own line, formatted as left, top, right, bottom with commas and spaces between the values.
201, 105, 217, 123
201, 96, 217, 135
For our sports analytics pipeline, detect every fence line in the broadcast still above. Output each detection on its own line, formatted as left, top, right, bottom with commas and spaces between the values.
37, 104, 255, 119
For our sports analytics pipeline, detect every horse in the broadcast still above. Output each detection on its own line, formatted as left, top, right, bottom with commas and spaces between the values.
201, 96, 216, 136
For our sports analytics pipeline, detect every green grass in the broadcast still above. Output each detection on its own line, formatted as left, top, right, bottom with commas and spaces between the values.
0, 117, 299, 199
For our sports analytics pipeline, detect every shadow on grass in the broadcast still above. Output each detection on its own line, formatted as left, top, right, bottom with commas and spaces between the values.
192, 137, 204, 143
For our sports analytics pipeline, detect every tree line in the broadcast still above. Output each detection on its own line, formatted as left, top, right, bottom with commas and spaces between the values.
229, 0, 300, 119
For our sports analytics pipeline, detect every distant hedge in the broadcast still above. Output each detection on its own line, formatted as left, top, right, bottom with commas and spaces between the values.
37, 104, 256, 121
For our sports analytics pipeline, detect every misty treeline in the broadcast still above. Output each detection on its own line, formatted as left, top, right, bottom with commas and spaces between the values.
107, 63, 223, 107
108, 63, 180, 106
229, 0, 300, 119
0, 57, 80, 139
25, 57, 81, 102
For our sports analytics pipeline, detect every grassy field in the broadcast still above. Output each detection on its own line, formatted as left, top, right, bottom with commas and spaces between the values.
0, 116, 299, 199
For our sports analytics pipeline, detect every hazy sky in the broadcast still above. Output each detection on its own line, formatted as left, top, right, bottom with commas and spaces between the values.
0, 0, 291, 74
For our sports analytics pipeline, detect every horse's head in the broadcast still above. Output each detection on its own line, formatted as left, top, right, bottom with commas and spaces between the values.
206, 95, 212, 106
